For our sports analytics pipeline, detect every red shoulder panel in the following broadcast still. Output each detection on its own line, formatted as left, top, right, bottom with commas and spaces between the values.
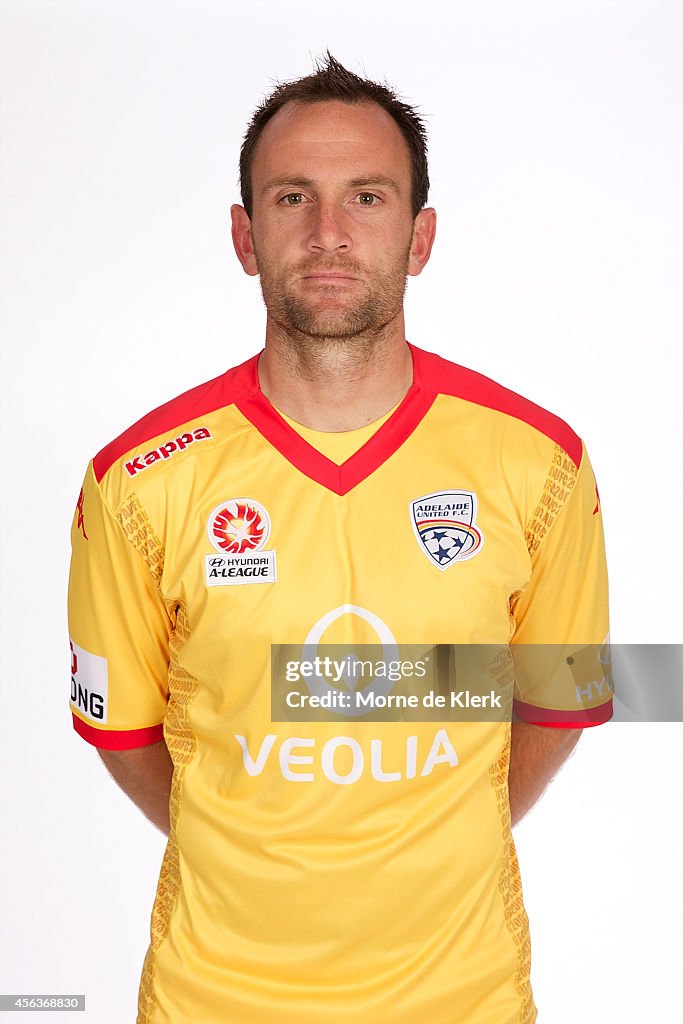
93, 352, 260, 482
411, 344, 583, 468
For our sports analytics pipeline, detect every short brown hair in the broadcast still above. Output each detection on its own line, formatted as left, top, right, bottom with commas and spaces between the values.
239, 50, 430, 220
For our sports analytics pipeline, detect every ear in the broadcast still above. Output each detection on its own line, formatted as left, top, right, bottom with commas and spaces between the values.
407, 208, 437, 277
230, 204, 259, 277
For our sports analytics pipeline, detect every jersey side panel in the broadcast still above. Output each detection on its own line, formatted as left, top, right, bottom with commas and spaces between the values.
510, 438, 612, 724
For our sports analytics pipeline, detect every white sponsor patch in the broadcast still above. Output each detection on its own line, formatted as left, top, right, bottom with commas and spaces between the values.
205, 552, 277, 586
70, 639, 108, 724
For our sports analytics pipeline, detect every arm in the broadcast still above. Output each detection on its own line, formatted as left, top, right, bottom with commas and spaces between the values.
508, 720, 581, 827
97, 739, 173, 837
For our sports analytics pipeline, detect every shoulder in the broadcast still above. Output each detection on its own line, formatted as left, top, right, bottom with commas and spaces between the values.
92, 351, 260, 486
411, 342, 584, 470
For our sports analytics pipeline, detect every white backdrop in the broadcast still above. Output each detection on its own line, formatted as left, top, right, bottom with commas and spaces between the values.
1, 1, 681, 1021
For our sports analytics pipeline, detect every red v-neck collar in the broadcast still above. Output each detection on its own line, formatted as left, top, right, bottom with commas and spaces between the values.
234, 341, 436, 496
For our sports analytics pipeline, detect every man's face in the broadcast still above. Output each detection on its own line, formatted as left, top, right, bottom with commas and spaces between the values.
244, 99, 419, 342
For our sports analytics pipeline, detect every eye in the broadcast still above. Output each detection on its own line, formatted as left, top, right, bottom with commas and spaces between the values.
277, 192, 383, 207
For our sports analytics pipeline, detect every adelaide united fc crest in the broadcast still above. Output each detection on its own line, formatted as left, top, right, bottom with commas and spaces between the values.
410, 490, 484, 570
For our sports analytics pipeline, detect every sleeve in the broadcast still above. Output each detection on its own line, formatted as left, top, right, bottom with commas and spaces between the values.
68, 460, 173, 749
509, 439, 613, 727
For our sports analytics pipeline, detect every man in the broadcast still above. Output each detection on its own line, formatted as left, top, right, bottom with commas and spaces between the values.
68, 51, 612, 1024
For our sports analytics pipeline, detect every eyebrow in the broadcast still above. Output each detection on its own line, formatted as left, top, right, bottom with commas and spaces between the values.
261, 175, 402, 197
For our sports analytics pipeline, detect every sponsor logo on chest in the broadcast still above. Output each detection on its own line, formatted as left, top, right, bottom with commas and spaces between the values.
205, 498, 277, 586
233, 727, 459, 785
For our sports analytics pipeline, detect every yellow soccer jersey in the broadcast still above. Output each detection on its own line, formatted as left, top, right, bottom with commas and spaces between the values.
68, 342, 612, 1024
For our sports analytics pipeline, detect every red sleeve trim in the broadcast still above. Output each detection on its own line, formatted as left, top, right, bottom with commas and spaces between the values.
72, 713, 164, 749
411, 344, 583, 469
513, 697, 613, 728
93, 354, 260, 482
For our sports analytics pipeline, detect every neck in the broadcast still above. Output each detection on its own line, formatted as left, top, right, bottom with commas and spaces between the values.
257, 314, 413, 431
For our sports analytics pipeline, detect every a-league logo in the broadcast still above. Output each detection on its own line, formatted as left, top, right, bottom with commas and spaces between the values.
207, 498, 271, 554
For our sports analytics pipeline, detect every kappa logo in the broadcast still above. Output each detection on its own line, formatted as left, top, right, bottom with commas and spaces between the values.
76, 487, 88, 540
206, 498, 277, 586
124, 427, 212, 477
410, 490, 484, 570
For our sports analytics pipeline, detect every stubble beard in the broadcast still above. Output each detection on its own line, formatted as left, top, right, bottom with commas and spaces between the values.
253, 243, 412, 366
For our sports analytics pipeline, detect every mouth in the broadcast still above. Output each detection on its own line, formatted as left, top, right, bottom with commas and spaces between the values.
302, 274, 358, 283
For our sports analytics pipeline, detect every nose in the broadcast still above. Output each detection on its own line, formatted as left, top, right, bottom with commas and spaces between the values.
307, 200, 352, 255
